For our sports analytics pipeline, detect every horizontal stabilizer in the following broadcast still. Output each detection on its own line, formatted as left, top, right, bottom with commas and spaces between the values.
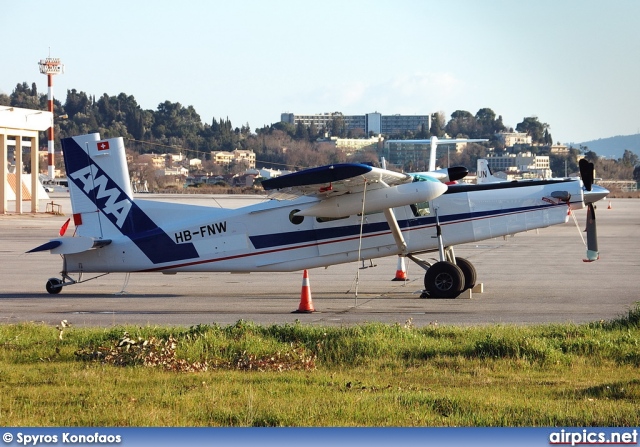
26, 241, 62, 253
27, 237, 111, 255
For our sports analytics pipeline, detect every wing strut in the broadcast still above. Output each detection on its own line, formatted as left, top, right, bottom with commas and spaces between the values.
383, 208, 407, 253
352, 178, 369, 302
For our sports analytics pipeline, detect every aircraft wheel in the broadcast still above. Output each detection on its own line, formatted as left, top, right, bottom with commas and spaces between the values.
46, 278, 63, 295
423, 261, 464, 298
455, 257, 477, 290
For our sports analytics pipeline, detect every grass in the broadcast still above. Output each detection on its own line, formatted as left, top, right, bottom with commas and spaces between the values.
1, 306, 640, 426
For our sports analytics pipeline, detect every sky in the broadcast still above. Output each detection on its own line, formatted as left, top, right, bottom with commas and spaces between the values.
2, 0, 639, 144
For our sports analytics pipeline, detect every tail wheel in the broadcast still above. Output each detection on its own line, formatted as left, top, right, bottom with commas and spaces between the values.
423, 261, 464, 298
46, 278, 63, 295
455, 257, 477, 290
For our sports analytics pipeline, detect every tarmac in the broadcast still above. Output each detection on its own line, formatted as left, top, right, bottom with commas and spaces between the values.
1, 194, 638, 328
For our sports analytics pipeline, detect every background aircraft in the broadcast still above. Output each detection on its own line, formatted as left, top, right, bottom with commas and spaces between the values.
476, 158, 506, 184
29, 133, 606, 298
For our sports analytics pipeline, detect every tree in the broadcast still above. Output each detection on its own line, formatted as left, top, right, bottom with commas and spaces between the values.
295, 121, 309, 141
633, 165, 640, 183
584, 150, 599, 162
308, 122, 319, 142
10, 82, 41, 110
430, 112, 446, 137
330, 114, 346, 138
416, 123, 430, 139
447, 142, 488, 170
474, 108, 506, 141
620, 149, 639, 167
516, 117, 547, 144
446, 110, 476, 138
64, 89, 91, 118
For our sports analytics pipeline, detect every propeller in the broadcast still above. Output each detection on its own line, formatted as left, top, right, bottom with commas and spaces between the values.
579, 158, 594, 191
584, 203, 598, 262
579, 159, 599, 261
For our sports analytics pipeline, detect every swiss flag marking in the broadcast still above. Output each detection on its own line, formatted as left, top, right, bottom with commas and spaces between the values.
97, 141, 110, 151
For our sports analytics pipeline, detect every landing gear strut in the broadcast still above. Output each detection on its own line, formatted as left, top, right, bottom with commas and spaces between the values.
408, 208, 477, 299
44, 257, 109, 294
45, 272, 78, 295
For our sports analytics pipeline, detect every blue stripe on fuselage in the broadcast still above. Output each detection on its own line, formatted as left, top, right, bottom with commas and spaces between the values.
138, 200, 572, 272
248, 202, 565, 250
61, 137, 198, 264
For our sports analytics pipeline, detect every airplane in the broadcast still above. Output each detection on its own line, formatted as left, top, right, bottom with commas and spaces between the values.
476, 158, 506, 184
28, 133, 608, 299
475, 157, 609, 206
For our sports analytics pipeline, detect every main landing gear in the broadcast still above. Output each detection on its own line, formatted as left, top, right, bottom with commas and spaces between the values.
407, 207, 477, 299
409, 250, 477, 299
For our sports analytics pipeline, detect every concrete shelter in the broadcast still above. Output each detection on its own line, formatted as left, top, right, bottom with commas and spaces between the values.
0, 106, 53, 213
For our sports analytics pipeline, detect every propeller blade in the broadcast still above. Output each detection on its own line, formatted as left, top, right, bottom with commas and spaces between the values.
579, 158, 594, 191
583, 203, 599, 262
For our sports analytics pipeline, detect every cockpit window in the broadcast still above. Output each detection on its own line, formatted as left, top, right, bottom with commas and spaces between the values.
411, 174, 438, 183
411, 201, 430, 217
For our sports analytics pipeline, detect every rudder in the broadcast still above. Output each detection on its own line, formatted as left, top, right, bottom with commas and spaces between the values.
61, 133, 134, 238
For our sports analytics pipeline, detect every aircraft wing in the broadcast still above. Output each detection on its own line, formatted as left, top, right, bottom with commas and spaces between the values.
261, 163, 412, 200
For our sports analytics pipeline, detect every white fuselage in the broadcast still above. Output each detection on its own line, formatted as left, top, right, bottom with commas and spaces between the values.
64, 178, 584, 274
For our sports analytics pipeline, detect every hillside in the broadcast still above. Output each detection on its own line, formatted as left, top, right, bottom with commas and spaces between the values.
575, 134, 640, 159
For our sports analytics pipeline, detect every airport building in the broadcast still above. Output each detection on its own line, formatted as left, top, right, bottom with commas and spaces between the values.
486, 152, 552, 178
281, 112, 430, 136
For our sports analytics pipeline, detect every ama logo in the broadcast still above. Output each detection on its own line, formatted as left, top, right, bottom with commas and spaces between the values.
69, 164, 132, 228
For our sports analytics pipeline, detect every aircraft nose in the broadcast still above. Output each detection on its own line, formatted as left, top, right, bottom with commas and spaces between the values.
432, 180, 448, 199
584, 185, 609, 204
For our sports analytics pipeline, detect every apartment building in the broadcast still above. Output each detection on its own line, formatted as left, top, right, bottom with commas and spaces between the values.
211, 149, 256, 169
281, 112, 430, 136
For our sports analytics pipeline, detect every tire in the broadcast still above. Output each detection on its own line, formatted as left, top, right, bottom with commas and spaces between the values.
455, 257, 477, 291
423, 261, 464, 298
46, 278, 63, 295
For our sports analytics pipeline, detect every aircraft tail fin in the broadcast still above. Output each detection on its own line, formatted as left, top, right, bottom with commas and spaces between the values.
476, 159, 503, 184
61, 133, 134, 239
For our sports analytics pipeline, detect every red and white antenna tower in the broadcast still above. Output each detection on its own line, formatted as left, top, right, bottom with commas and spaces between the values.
38, 54, 64, 179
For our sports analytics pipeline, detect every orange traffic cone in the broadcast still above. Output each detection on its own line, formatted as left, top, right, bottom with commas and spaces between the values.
392, 256, 408, 281
608, 201, 612, 210
293, 269, 315, 313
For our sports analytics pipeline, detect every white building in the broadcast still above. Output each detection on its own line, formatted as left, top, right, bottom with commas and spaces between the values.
211, 150, 256, 169
496, 132, 532, 147
258, 167, 292, 179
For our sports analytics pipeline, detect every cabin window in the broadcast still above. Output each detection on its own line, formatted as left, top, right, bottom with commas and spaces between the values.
289, 209, 304, 225
411, 201, 430, 217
